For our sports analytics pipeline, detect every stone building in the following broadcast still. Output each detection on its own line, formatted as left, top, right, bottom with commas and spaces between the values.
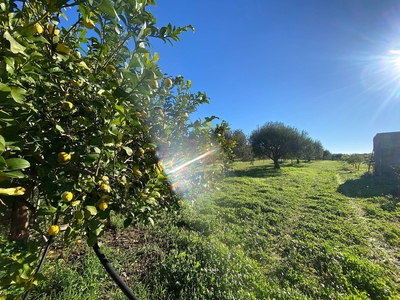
373, 131, 400, 175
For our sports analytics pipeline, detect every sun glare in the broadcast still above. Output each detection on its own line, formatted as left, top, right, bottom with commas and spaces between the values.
157, 142, 221, 202
358, 43, 400, 120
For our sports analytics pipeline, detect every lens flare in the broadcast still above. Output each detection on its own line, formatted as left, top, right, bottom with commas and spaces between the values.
157, 142, 221, 203
359, 47, 400, 119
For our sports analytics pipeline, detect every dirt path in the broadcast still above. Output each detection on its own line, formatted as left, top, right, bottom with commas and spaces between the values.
336, 172, 400, 275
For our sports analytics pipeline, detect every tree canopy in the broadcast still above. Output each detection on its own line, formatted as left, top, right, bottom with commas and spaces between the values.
249, 122, 325, 168
225, 129, 253, 162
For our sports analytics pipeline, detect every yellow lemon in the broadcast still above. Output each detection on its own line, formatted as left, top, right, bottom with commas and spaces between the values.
100, 183, 111, 192
163, 78, 173, 88
149, 80, 159, 89
62, 192, 73, 202
57, 152, 71, 164
48, 225, 60, 236
106, 65, 116, 75
48, 24, 60, 35
99, 202, 108, 211
71, 79, 83, 87
35, 23, 43, 34
56, 43, 70, 55
83, 19, 95, 29
62, 101, 73, 110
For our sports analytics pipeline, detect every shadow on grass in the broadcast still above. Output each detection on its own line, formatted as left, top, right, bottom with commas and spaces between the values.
233, 165, 284, 178
338, 173, 399, 198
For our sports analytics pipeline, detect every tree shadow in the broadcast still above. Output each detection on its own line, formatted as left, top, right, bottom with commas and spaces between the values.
233, 165, 284, 178
337, 173, 399, 198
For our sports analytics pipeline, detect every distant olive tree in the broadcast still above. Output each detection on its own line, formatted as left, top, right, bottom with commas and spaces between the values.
250, 122, 302, 169
249, 122, 327, 168
345, 154, 364, 170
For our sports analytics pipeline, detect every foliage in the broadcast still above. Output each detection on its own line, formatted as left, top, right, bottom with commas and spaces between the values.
0, 0, 230, 296
301, 138, 324, 161
249, 122, 324, 168
341, 153, 370, 171
225, 129, 253, 162
322, 149, 332, 160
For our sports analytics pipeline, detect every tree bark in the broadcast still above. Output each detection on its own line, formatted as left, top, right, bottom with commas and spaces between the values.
10, 198, 30, 242
273, 159, 280, 169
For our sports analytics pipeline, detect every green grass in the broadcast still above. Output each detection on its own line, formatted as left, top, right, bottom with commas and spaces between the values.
4, 160, 400, 299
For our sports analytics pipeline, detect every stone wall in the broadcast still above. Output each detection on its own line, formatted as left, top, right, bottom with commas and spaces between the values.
373, 131, 400, 175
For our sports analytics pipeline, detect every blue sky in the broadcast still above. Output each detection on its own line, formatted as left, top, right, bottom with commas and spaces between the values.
148, 0, 400, 154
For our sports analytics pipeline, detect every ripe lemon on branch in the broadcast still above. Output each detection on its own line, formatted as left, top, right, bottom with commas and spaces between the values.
56, 43, 70, 55
47, 24, 60, 35
34, 23, 43, 34
48, 225, 60, 236
57, 152, 71, 164
106, 65, 116, 75
62, 101, 73, 110
98, 201, 108, 211
83, 19, 95, 29
62, 192, 73, 202
163, 78, 173, 88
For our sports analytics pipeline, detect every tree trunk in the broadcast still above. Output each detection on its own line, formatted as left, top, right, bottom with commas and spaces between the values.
273, 159, 280, 169
10, 198, 30, 242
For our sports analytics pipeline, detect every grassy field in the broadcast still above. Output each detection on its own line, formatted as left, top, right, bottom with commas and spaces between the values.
10, 160, 400, 299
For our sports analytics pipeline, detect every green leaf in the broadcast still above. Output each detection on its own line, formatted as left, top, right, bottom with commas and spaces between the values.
0, 157, 6, 171
96, 0, 119, 20
56, 124, 64, 133
87, 231, 97, 247
5, 158, 30, 171
123, 218, 132, 228
3, 31, 26, 54
85, 205, 97, 215
84, 153, 100, 165
71, 200, 81, 207
20, 264, 31, 279
0, 170, 24, 178
10, 86, 26, 103
89, 138, 102, 146
0, 83, 11, 92
64, 226, 75, 244
114, 104, 125, 114
129, 56, 141, 68
121, 146, 133, 156
37, 206, 57, 216
0, 143, 4, 156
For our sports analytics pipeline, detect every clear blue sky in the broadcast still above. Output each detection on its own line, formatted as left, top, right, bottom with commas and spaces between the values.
148, 0, 400, 154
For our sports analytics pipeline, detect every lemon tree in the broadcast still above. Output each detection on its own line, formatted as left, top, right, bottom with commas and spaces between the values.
0, 0, 232, 296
